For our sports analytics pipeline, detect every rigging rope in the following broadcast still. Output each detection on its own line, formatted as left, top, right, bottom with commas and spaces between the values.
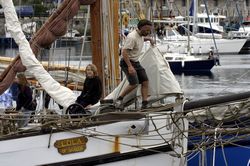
1, 98, 250, 163
77, 5, 90, 76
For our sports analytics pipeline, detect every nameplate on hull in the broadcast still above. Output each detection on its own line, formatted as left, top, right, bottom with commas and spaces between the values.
54, 136, 88, 155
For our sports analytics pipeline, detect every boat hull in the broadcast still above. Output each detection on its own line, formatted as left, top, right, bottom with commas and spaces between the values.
168, 59, 215, 73
0, 114, 188, 166
160, 39, 247, 55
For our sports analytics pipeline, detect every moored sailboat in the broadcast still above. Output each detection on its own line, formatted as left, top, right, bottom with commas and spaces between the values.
0, 1, 250, 166
162, 52, 215, 73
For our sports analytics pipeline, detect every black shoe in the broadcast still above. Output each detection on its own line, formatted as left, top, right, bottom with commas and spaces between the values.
115, 96, 124, 109
141, 101, 148, 109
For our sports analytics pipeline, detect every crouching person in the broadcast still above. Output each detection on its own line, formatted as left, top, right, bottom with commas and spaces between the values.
67, 64, 102, 116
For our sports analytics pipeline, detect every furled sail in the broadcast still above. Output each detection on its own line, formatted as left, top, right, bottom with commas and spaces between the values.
0, 0, 94, 94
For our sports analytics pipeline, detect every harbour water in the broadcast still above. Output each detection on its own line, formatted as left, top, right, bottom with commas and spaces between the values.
175, 54, 250, 100
1, 45, 250, 101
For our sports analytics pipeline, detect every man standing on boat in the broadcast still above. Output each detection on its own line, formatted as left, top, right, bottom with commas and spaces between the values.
116, 19, 154, 109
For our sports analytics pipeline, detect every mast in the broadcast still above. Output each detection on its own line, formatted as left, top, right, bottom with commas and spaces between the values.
187, 0, 190, 54
202, 0, 218, 54
188, 0, 197, 53
90, 0, 102, 86
90, 0, 120, 96
193, 0, 197, 35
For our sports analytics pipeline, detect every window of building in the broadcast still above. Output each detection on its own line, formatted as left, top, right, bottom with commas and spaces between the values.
214, 0, 218, 7
246, 0, 249, 6
182, 0, 186, 7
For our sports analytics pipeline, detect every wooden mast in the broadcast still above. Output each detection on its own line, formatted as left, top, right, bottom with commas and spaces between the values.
90, 0, 102, 80
90, 0, 120, 97
112, 0, 120, 88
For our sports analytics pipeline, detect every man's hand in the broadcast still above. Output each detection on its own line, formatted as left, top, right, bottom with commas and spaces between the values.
149, 38, 155, 46
128, 66, 136, 75
144, 37, 155, 46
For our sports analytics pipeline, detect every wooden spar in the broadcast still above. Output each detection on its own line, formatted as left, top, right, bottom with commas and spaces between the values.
183, 91, 250, 112
90, 0, 120, 96
0, 57, 85, 73
0, 57, 13, 64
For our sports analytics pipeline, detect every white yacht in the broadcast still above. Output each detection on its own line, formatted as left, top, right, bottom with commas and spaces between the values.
148, 28, 247, 55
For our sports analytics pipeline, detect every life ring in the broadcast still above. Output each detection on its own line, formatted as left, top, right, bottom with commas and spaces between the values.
122, 13, 129, 27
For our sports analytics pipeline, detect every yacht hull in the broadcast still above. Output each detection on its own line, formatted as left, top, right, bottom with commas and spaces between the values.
159, 39, 247, 55
168, 59, 215, 73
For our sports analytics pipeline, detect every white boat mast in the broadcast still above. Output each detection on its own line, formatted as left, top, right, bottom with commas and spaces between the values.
202, 0, 219, 53
187, 0, 190, 55
193, 0, 197, 35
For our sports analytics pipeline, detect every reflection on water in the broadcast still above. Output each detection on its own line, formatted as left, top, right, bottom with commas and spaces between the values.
174, 71, 214, 78
175, 54, 250, 100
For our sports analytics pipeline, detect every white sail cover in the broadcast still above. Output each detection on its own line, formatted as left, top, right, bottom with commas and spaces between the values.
106, 47, 182, 104
1, 0, 77, 108
140, 47, 182, 95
